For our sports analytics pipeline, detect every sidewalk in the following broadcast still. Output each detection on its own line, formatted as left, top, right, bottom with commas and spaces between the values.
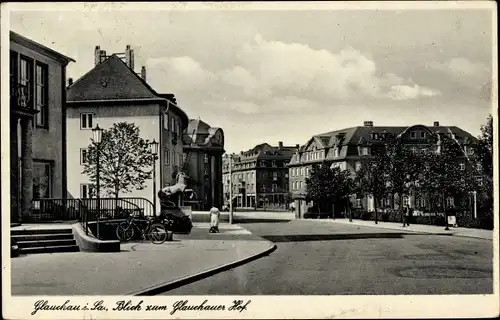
10, 223, 276, 295
323, 218, 493, 240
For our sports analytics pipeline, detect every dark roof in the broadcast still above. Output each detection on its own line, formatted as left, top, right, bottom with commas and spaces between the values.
10, 31, 75, 64
66, 54, 189, 125
308, 125, 477, 149
67, 55, 158, 101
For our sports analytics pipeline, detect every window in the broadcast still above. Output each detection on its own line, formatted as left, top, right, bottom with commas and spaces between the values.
299, 167, 303, 176
411, 147, 417, 154
172, 152, 176, 166
272, 184, 277, 192
355, 161, 362, 172
360, 147, 369, 156
467, 147, 474, 155
402, 196, 410, 208
80, 149, 88, 165
459, 163, 465, 170
80, 183, 93, 199
333, 148, 339, 157
299, 181, 303, 189
80, 113, 94, 129
177, 122, 181, 136
410, 131, 417, 139
33, 161, 51, 199
446, 196, 454, 208
355, 199, 362, 208
35, 63, 49, 128
272, 160, 276, 167
171, 117, 176, 133
19, 56, 33, 109
273, 172, 278, 180
420, 131, 426, 139
204, 153, 209, 164
416, 197, 426, 208
163, 113, 169, 130
165, 149, 170, 165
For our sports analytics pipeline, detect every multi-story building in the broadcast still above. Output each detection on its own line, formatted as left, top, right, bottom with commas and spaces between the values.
288, 121, 478, 219
66, 45, 188, 213
183, 118, 225, 210
222, 142, 295, 209
9, 31, 75, 222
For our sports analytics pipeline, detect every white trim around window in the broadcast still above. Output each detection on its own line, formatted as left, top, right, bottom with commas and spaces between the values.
80, 113, 95, 130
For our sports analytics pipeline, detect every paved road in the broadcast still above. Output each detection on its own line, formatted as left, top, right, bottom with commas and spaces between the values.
161, 219, 493, 295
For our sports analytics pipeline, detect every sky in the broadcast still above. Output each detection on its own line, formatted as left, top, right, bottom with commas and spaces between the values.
7, 2, 496, 154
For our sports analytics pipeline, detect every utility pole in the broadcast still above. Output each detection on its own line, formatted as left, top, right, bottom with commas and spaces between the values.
229, 154, 233, 224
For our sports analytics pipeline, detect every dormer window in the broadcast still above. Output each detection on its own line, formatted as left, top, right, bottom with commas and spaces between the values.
371, 133, 378, 140
360, 147, 369, 156
333, 148, 339, 157
467, 148, 474, 155
420, 131, 426, 139
410, 131, 417, 139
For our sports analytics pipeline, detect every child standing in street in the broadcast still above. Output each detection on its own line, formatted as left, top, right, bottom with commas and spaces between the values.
209, 206, 221, 233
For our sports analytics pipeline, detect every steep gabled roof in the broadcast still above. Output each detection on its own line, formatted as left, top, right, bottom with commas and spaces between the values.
67, 54, 159, 102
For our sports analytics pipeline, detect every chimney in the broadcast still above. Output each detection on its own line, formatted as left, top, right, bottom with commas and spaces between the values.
434, 121, 440, 127
68, 78, 73, 86
99, 50, 107, 64
363, 121, 373, 127
295, 144, 300, 151
141, 66, 146, 81
278, 141, 283, 149
94, 46, 101, 66
125, 45, 135, 70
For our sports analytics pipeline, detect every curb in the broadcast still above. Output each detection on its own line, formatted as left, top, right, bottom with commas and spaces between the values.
130, 243, 277, 296
323, 219, 491, 240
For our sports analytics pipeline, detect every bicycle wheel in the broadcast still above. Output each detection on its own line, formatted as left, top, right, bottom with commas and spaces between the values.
147, 223, 167, 244
116, 222, 134, 241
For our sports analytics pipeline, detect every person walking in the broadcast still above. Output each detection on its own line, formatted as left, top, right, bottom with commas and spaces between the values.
209, 206, 221, 233
402, 205, 409, 227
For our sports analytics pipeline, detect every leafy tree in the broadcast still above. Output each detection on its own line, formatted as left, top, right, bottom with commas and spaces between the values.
419, 133, 476, 227
354, 146, 389, 224
83, 122, 155, 200
384, 134, 419, 224
474, 114, 494, 224
306, 162, 354, 217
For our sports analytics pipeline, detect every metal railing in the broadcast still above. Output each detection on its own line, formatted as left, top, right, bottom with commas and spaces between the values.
27, 198, 84, 222
27, 197, 155, 238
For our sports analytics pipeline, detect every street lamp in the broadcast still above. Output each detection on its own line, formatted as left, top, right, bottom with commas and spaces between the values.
149, 139, 159, 218
229, 154, 233, 224
92, 124, 103, 238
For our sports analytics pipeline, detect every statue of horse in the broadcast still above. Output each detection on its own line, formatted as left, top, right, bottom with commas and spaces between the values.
158, 172, 190, 207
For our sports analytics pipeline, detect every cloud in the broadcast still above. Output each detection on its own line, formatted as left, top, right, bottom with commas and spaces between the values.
426, 57, 491, 88
146, 34, 442, 114
387, 84, 441, 101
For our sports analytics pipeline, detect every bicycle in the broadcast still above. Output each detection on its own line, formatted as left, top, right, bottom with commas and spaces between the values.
116, 213, 171, 244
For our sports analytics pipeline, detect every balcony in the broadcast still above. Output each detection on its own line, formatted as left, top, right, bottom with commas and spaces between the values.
11, 83, 38, 118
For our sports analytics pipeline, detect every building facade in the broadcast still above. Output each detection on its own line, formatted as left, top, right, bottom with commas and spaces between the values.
289, 121, 478, 219
182, 119, 225, 210
66, 45, 188, 213
222, 142, 295, 209
9, 31, 75, 222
